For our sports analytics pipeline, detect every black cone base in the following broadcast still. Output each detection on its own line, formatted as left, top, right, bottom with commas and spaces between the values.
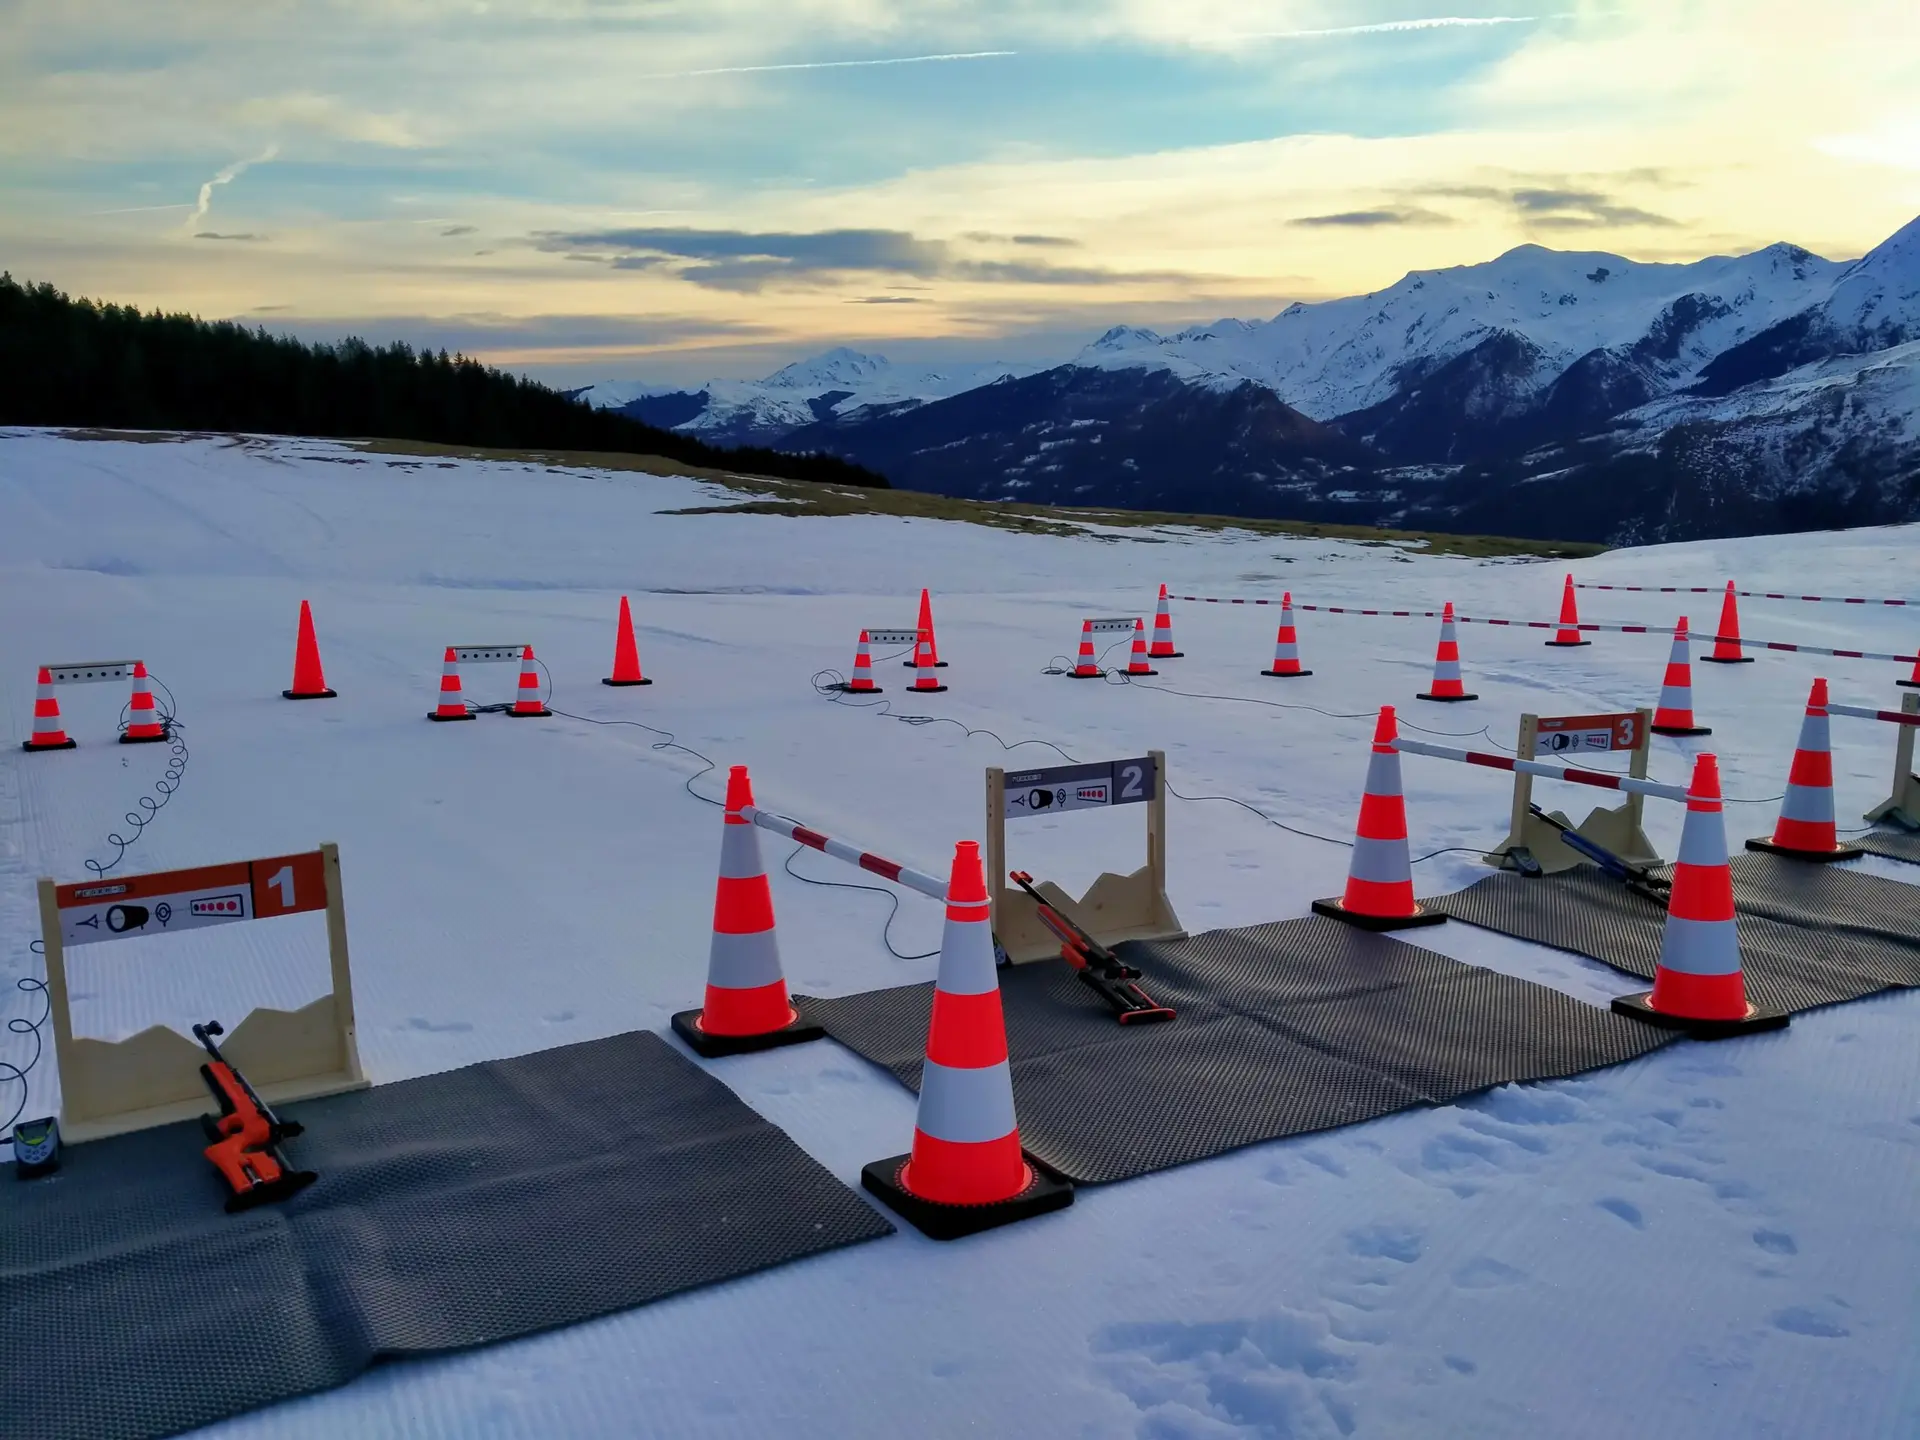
671, 1008, 824, 1059
1124, 667, 1158, 677
1416, 692, 1478, 703
902, 660, 949, 668
828, 683, 883, 694
504, 707, 553, 718
1065, 670, 1104, 680
282, 688, 337, 700
1261, 668, 1313, 677
1652, 723, 1712, 737
119, 730, 170, 745
1150, 650, 1184, 659
1699, 655, 1755, 665
1544, 639, 1591, 648
428, 711, 475, 722
22, 738, 77, 752
861, 1153, 1073, 1240
1744, 837, 1864, 863
602, 677, 653, 687
908, 682, 949, 694
1611, 991, 1790, 1040
1311, 897, 1446, 932
1899, 679, 1919, 689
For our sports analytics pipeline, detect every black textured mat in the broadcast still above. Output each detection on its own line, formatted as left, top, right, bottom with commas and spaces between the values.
0, 1030, 892, 1440
1858, 826, 1920, 866
1428, 856, 1920, 1016
800, 915, 1674, 1186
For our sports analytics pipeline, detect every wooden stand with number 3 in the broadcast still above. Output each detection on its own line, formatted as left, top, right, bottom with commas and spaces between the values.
35, 843, 368, 1144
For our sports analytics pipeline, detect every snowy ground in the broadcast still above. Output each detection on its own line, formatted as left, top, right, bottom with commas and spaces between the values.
2, 429, 1916, 1439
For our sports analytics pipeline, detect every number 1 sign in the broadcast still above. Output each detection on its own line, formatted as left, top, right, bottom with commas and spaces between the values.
37, 844, 366, 1143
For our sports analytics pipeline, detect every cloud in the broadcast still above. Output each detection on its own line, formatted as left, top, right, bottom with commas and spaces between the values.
1237, 15, 1544, 42
232, 93, 426, 148
536, 226, 1203, 291
1291, 207, 1455, 227
195, 231, 266, 242
849, 295, 923, 304
643, 50, 1015, 80
1508, 187, 1677, 227
186, 145, 278, 229
962, 231, 1081, 247
440, 225, 477, 237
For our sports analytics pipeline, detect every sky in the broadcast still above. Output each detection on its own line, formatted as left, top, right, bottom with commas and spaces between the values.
3, 0, 1919, 388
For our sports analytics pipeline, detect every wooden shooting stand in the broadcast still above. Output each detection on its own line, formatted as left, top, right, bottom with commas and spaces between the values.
1487, 709, 1660, 873
1865, 691, 1920, 830
36, 843, 368, 1144
986, 749, 1184, 963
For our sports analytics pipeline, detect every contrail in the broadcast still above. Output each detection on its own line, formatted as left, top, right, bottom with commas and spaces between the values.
646, 50, 1015, 79
185, 145, 279, 228
1242, 16, 1541, 40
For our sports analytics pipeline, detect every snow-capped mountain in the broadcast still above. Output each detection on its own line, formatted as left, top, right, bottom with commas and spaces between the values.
616, 216, 1920, 543
582, 348, 1036, 447
1072, 240, 1840, 424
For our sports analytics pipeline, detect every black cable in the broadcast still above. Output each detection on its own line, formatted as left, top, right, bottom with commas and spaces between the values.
780, 843, 939, 961
3, 945, 50, 1137
537, 659, 723, 808
1105, 673, 1494, 741
87, 672, 189, 878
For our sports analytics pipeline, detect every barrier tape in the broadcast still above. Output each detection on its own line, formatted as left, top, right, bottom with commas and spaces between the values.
1576, 584, 1914, 607
1828, 702, 1920, 728
1392, 736, 1690, 802
1170, 595, 1920, 666
738, 804, 948, 902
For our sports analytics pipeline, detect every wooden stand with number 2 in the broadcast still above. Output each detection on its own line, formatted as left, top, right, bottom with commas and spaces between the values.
36, 842, 368, 1144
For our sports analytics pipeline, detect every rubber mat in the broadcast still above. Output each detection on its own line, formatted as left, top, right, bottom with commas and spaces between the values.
1427, 860, 1920, 1016
800, 915, 1675, 1186
1856, 826, 1920, 866
0, 1030, 893, 1440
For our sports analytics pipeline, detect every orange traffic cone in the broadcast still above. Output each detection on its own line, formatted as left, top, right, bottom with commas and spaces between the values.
910, 627, 948, 693
1313, 706, 1445, 931
1417, 602, 1477, 702
1125, 618, 1157, 676
1614, 753, 1788, 1038
121, 662, 168, 744
603, 595, 652, 687
22, 667, 76, 752
1700, 581, 1753, 664
1261, 593, 1311, 677
861, 840, 1072, 1239
1149, 584, 1182, 658
283, 600, 337, 699
846, 629, 883, 693
507, 645, 551, 717
672, 765, 822, 1058
1651, 618, 1710, 736
1068, 620, 1103, 679
1746, 678, 1862, 863
1545, 574, 1590, 647
902, 589, 947, 668
428, 647, 474, 721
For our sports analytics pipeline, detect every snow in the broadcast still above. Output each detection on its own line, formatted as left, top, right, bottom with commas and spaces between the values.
1622, 338, 1920, 448
2, 429, 1916, 1439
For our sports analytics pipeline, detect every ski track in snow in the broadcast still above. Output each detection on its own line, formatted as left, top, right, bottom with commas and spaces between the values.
1, 430, 1915, 1439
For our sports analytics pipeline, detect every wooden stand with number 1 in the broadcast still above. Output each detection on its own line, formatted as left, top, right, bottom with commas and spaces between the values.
36, 843, 368, 1144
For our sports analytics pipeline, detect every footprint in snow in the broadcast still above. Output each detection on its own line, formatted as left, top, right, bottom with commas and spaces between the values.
1771, 1306, 1849, 1339
1345, 1223, 1424, 1263
1453, 1257, 1526, 1290
1753, 1229, 1797, 1256
1596, 1197, 1644, 1229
